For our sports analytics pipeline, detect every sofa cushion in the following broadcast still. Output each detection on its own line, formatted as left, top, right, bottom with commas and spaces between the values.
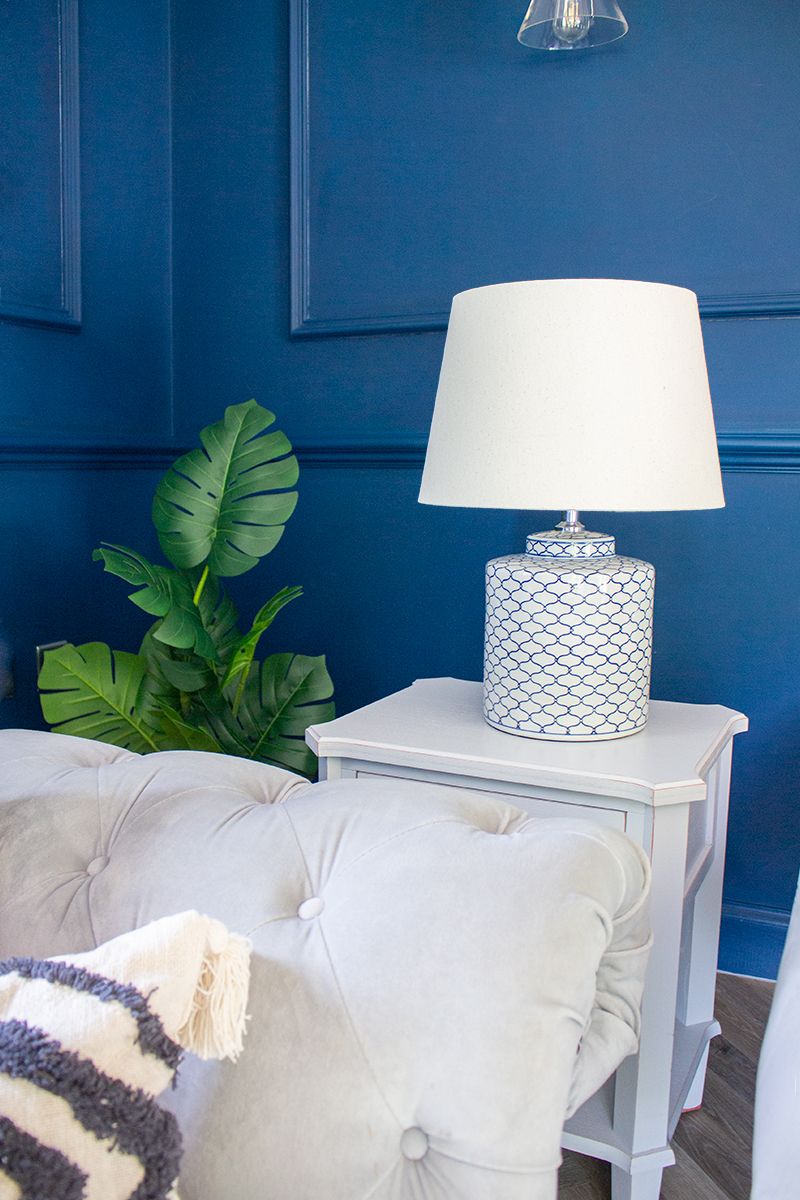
0, 730, 650, 1200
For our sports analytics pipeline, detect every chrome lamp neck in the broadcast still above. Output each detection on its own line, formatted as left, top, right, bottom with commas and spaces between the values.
557, 509, 585, 535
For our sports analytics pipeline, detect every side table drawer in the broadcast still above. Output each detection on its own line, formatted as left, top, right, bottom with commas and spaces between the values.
353, 768, 627, 831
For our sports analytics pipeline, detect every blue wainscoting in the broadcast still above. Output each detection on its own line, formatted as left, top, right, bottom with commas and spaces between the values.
1, 0, 798, 978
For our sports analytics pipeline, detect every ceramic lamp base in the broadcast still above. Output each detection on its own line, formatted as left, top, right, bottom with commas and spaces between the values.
483, 528, 655, 741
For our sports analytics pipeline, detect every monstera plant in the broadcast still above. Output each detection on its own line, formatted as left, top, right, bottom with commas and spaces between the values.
38, 401, 334, 777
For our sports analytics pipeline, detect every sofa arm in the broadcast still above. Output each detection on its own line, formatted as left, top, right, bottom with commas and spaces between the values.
566, 834, 652, 1115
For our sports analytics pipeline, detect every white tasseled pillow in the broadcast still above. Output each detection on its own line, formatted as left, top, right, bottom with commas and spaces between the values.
0, 912, 251, 1200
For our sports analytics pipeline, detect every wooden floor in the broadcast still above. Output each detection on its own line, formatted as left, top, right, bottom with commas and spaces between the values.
558, 972, 775, 1199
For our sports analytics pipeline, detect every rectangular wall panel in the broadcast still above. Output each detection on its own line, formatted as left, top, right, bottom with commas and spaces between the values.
0, 0, 80, 330
291, 0, 800, 337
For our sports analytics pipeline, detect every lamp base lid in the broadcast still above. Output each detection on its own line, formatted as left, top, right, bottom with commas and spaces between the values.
526, 529, 616, 560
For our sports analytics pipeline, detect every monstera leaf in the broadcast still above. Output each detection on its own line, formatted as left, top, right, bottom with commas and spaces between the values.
149, 705, 223, 753
221, 586, 303, 706
38, 643, 161, 753
94, 545, 218, 660
142, 572, 242, 696
205, 653, 334, 775
193, 571, 240, 664
152, 401, 299, 577
138, 626, 183, 718
138, 632, 221, 747
139, 624, 208, 699
153, 653, 211, 694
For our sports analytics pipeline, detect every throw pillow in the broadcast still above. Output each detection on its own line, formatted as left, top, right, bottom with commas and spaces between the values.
0, 911, 250, 1200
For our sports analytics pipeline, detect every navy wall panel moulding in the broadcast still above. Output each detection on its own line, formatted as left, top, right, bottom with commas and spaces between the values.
1, 432, 800, 472
289, 0, 800, 339
0, 0, 81, 331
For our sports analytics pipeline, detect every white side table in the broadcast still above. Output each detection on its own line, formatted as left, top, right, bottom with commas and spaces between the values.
306, 677, 748, 1200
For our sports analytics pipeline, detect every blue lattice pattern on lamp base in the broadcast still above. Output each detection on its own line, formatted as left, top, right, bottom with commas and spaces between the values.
484, 530, 655, 741
525, 531, 616, 559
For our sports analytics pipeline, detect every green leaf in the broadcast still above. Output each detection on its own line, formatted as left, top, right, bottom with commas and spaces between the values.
206, 653, 334, 775
158, 655, 213, 693
139, 625, 212, 695
137, 574, 241, 701
138, 626, 182, 726
222, 585, 303, 697
193, 688, 252, 759
38, 642, 160, 753
192, 571, 241, 665
93, 544, 218, 661
139, 631, 221, 749
150, 706, 223, 753
152, 400, 299, 577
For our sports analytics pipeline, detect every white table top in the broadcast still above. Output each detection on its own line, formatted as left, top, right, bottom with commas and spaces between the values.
306, 678, 748, 806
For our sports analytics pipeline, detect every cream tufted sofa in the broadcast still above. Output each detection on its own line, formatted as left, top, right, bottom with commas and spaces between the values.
0, 730, 652, 1200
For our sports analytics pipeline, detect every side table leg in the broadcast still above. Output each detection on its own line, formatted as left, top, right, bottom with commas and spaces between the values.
611, 1164, 664, 1200
683, 1045, 710, 1111
317, 757, 342, 782
677, 745, 733, 1111
611, 803, 690, 1198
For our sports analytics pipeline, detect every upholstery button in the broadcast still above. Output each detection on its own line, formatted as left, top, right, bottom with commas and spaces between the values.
400, 1127, 429, 1161
297, 896, 324, 920
86, 856, 108, 877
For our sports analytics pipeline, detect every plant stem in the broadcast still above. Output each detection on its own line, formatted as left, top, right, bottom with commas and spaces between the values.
192, 564, 209, 607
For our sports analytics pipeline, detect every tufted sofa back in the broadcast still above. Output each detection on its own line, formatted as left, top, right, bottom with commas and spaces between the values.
0, 730, 651, 1200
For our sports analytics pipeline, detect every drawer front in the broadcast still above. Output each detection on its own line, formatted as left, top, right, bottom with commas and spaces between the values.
354, 768, 627, 831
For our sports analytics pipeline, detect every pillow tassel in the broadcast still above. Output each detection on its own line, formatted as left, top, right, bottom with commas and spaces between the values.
177, 927, 251, 1062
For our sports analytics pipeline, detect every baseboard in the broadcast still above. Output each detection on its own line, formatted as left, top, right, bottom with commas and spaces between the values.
718, 902, 791, 981
717, 969, 777, 983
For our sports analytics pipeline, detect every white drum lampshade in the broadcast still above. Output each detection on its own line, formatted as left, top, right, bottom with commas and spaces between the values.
419, 279, 724, 741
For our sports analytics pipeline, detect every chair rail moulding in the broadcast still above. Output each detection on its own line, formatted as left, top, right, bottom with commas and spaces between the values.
1, 432, 799, 473
0, 0, 81, 332
288, 0, 800, 340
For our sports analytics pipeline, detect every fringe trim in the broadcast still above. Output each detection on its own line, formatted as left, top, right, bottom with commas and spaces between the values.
177, 928, 251, 1062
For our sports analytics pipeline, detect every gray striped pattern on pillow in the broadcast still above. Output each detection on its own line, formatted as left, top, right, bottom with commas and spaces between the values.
0, 960, 184, 1200
0, 958, 182, 1069
0, 1114, 87, 1200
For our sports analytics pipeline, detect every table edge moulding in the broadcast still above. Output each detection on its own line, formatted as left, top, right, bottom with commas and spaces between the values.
307, 678, 748, 806
306, 677, 749, 1200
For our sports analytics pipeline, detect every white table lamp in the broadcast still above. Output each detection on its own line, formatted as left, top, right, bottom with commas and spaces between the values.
419, 279, 724, 741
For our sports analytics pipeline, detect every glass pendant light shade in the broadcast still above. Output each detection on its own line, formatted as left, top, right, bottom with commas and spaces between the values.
518, 0, 628, 50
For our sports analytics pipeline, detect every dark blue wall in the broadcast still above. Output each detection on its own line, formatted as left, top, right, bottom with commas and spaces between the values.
2, 0, 799, 977
0, 0, 173, 724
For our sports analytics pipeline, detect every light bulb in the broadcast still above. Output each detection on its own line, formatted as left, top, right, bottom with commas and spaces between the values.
517, 0, 627, 51
552, 0, 593, 43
